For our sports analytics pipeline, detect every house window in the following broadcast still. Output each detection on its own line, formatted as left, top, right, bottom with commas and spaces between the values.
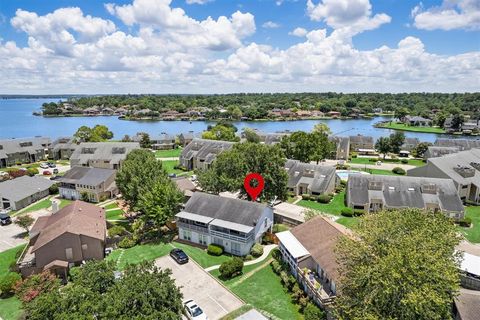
213, 237, 223, 247
462, 185, 468, 189
199, 234, 208, 245
81, 244, 88, 250
182, 230, 191, 241
65, 248, 73, 260
231, 242, 241, 255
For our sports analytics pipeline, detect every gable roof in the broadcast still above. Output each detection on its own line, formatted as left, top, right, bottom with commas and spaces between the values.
31, 200, 106, 252
0, 137, 51, 158
435, 138, 480, 151
181, 139, 234, 163
70, 142, 140, 165
285, 159, 337, 194
0, 176, 55, 202
349, 135, 374, 145
58, 166, 116, 186
455, 289, 480, 320
290, 216, 350, 283
347, 174, 464, 213
181, 192, 267, 228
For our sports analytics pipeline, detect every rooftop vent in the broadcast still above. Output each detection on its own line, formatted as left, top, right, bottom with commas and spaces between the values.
81, 147, 96, 154
453, 165, 475, 178
112, 147, 126, 154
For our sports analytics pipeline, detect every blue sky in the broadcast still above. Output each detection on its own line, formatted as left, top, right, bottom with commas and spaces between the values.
0, 0, 478, 93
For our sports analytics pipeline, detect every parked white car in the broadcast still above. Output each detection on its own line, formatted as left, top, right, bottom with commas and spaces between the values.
40, 163, 49, 169
184, 300, 208, 320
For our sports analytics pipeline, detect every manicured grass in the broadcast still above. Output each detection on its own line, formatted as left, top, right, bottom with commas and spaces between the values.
106, 243, 173, 270
59, 199, 72, 209
0, 296, 23, 320
0, 245, 26, 320
104, 203, 119, 210
459, 205, 480, 243
160, 160, 183, 174
171, 242, 231, 268
361, 168, 397, 176
221, 264, 303, 320
106, 209, 125, 221
298, 191, 346, 216
17, 198, 52, 214
350, 157, 425, 167
154, 148, 182, 158
336, 217, 360, 228
378, 122, 445, 134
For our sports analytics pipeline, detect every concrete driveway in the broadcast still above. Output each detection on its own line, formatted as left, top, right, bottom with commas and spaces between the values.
155, 255, 243, 320
0, 209, 50, 253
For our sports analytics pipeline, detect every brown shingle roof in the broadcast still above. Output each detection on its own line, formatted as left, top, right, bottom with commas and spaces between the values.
31, 201, 106, 252
455, 288, 480, 320
291, 216, 350, 283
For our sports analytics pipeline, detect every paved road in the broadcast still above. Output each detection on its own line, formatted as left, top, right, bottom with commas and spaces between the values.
155, 255, 243, 320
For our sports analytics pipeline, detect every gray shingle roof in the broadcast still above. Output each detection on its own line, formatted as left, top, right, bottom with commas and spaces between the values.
183, 192, 267, 227
435, 138, 480, 151
425, 146, 459, 159
0, 137, 51, 158
349, 135, 374, 145
285, 159, 337, 194
180, 139, 234, 163
347, 174, 464, 213
70, 142, 140, 166
0, 176, 54, 202
58, 166, 116, 186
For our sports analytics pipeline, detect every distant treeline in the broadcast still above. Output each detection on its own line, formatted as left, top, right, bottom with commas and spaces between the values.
41, 92, 479, 119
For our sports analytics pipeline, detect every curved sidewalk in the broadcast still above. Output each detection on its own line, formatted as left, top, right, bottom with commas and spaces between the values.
204, 244, 277, 272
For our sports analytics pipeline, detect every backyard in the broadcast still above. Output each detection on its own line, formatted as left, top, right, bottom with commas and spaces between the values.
0, 245, 26, 320
350, 157, 425, 167
154, 148, 182, 158
459, 205, 480, 243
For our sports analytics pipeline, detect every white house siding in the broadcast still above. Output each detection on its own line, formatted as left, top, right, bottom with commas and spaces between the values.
59, 187, 80, 201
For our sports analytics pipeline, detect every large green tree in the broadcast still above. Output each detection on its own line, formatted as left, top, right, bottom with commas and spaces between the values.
198, 142, 288, 201
73, 125, 113, 142
375, 137, 391, 159
280, 131, 335, 163
389, 131, 405, 154
21, 261, 183, 320
335, 209, 462, 320
202, 124, 240, 142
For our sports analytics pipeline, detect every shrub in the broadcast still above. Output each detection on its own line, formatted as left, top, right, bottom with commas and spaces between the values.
401, 159, 408, 164
301, 194, 311, 201
304, 302, 326, 320
118, 236, 136, 249
0, 273, 21, 296
26, 168, 39, 177
317, 194, 331, 203
341, 207, 354, 217
244, 255, 254, 261
272, 224, 289, 233
250, 243, 264, 258
335, 185, 343, 193
207, 244, 223, 256
108, 225, 126, 237
457, 217, 472, 227
392, 167, 406, 175
271, 248, 282, 261
219, 257, 244, 279
351, 154, 357, 158
49, 184, 59, 195
271, 260, 282, 274
7, 169, 26, 179
340, 180, 347, 187
354, 209, 365, 216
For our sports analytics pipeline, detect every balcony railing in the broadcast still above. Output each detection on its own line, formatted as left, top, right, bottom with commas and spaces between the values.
177, 221, 208, 234
209, 230, 253, 243
295, 266, 336, 306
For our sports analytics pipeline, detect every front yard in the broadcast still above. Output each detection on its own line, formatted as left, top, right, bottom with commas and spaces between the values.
350, 157, 425, 167
154, 148, 182, 158
459, 205, 480, 243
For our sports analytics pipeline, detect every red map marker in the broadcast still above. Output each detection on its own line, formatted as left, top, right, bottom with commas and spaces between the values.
244, 173, 265, 202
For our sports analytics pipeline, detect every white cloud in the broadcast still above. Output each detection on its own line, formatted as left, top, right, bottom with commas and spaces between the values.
289, 27, 308, 37
0, 0, 478, 94
262, 21, 280, 28
412, 0, 480, 30
106, 0, 255, 51
306, 0, 391, 35
186, 0, 213, 4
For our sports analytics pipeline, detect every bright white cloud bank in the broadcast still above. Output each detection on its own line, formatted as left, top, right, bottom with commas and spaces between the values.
412, 0, 480, 30
0, 0, 479, 93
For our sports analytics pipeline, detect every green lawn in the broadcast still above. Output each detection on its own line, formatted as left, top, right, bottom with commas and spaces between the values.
59, 199, 73, 209
171, 242, 231, 268
16, 198, 52, 214
336, 217, 360, 228
160, 160, 183, 174
350, 157, 425, 167
378, 122, 445, 134
104, 203, 119, 210
459, 205, 480, 243
217, 264, 303, 320
154, 148, 182, 158
106, 209, 125, 221
0, 245, 26, 320
298, 191, 346, 216
361, 168, 398, 176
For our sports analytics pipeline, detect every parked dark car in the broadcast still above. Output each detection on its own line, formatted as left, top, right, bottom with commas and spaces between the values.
53, 168, 59, 174
48, 163, 56, 168
170, 248, 189, 264
0, 213, 12, 226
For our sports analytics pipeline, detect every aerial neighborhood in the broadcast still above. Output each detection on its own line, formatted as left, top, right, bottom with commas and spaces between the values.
1, 93, 480, 320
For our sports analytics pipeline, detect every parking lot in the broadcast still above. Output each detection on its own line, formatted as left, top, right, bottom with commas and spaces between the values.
155, 255, 244, 320
0, 209, 49, 252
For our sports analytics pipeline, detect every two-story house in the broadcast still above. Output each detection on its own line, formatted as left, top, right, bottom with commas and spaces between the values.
347, 174, 465, 219
348, 135, 375, 155
0, 176, 55, 211
408, 148, 480, 204
17, 201, 106, 279
180, 139, 234, 171
69, 142, 140, 170
58, 166, 118, 203
176, 192, 273, 256
0, 137, 51, 167
285, 159, 339, 196
276, 216, 350, 307
50, 137, 78, 160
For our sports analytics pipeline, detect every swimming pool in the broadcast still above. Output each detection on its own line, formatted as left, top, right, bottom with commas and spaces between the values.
336, 170, 370, 181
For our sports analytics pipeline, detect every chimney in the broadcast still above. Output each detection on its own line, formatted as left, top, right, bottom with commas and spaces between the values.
51, 200, 59, 213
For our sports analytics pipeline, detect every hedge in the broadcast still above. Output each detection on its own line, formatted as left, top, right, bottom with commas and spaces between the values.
207, 244, 224, 256
341, 207, 353, 217
392, 167, 406, 175
250, 243, 264, 258
118, 236, 136, 249
457, 217, 472, 227
317, 194, 331, 204
272, 224, 289, 233
219, 257, 243, 279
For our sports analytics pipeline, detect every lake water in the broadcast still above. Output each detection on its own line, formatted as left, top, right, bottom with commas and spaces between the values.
0, 98, 468, 143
